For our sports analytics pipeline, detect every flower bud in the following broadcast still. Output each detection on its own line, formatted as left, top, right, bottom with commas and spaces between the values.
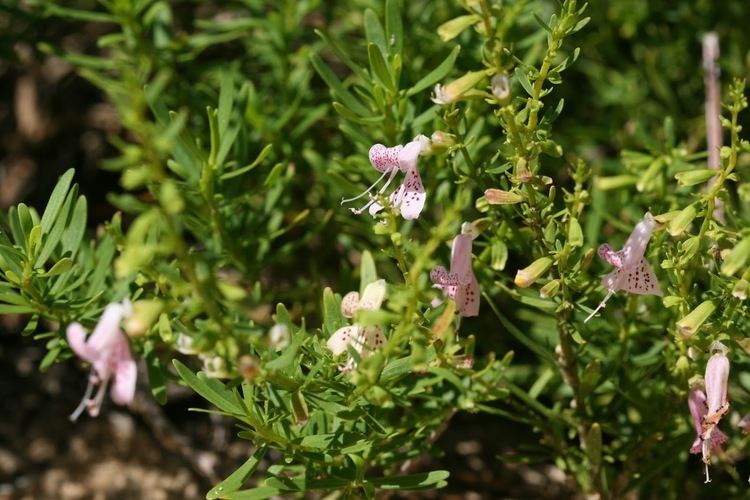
514, 257, 553, 288
484, 188, 523, 205
432, 71, 486, 105
667, 204, 697, 237
201, 355, 229, 379
739, 413, 750, 435
124, 299, 163, 338
721, 237, 750, 276
675, 169, 717, 186
291, 390, 309, 425
733, 279, 749, 300
268, 323, 290, 350
539, 279, 560, 299
176, 333, 201, 355
430, 131, 455, 150
491, 73, 511, 100
676, 300, 715, 337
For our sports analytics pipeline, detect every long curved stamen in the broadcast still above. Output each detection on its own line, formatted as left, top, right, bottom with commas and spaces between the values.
341, 168, 392, 205
350, 196, 378, 215
350, 168, 401, 215
70, 373, 96, 422
584, 289, 614, 323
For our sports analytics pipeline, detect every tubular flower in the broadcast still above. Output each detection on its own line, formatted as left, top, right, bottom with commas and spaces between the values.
66, 301, 137, 421
688, 383, 726, 456
585, 212, 662, 322
701, 341, 730, 483
326, 279, 387, 371
341, 140, 426, 220
430, 223, 480, 317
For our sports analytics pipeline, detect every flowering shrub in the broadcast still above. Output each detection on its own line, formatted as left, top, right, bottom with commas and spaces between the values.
3, 0, 750, 497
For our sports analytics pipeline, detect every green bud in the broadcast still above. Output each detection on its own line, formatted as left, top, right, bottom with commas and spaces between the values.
291, 391, 309, 426
674, 355, 690, 377
568, 217, 583, 247
675, 169, 717, 186
515, 257, 553, 288
594, 175, 637, 191
721, 237, 750, 276
586, 423, 602, 468
121, 165, 151, 190
539, 279, 560, 299
667, 204, 696, 236
125, 299, 163, 337
484, 188, 523, 205
732, 279, 748, 300
678, 236, 700, 266
437, 14, 480, 42
491, 241, 508, 271
676, 300, 715, 337
159, 180, 184, 214
433, 70, 486, 105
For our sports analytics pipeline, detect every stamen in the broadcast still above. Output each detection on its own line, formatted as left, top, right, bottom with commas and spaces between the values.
584, 290, 614, 323
69, 373, 96, 422
87, 375, 110, 417
350, 196, 378, 215
341, 168, 392, 204
704, 462, 711, 483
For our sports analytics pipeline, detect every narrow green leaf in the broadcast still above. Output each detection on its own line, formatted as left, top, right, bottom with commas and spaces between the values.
323, 287, 345, 335
310, 54, 370, 116
224, 486, 281, 500
314, 29, 369, 82
222, 144, 273, 180
368, 43, 395, 93
384, 0, 403, 55
363, 9, 387, 55
359, 250, 378, 293
407, 46, 461, 97
207, 447, 267, 499
40, 168, 75, 233
368, 470, 449, 490
144, 342, 167, 404
218, 71, 234, 138
173, 360, 243, 415
61, 196, 87, 255
514, 67, 535, 97
38, 257, 73, 277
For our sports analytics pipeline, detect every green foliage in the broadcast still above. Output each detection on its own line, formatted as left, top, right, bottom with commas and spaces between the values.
3, 0, 750, 498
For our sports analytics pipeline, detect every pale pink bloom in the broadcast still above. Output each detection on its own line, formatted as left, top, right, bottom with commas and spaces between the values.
701, 341, 730, 482
430, 223, 480, 317
327, 280, 387, 371
341, 141, 426, 220
67, 302, 136, 420
585, 212, 662, 322
688, 389, 726, 455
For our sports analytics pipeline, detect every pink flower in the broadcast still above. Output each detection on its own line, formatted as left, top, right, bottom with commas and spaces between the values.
700, 341, 730, 482
688, 387, 726, 455
430, 223, 480, 317
66, 301, 137, 420
585, 212, 662, 322
327, 280, 387, 371
341, 140, 426, 220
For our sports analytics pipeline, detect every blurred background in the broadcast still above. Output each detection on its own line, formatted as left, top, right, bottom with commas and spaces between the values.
1, 0, 749, 498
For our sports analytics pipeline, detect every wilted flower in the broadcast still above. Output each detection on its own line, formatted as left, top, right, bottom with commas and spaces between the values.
701, 341, 730, 482
67, 301, 136, 421
688, 380, 726, 458
327, 279, 387, 371
738, 413, 750, 435
585, 212, 662, 322
341, 141, 425, 220
430, 223, 480, 317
